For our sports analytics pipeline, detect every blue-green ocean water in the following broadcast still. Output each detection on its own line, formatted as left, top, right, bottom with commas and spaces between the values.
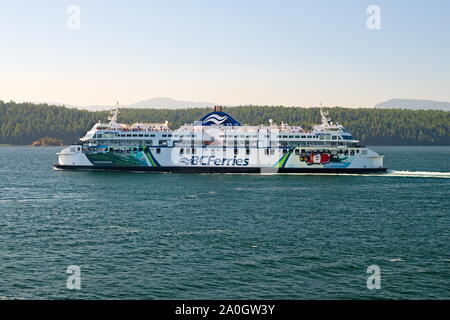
0, 146, 449, 300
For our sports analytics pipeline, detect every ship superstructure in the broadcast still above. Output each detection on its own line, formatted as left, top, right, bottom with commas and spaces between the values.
54, 106, 386, 173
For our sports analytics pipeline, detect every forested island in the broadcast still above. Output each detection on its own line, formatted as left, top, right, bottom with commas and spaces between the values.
31, 137, 64, 146
0, 100, 449, 146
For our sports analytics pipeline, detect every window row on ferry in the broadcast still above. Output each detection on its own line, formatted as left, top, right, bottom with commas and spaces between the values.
92, 132, 211, 139
92, 132, 353, 141
86, 138, 359, 149
82, 145, 366, 157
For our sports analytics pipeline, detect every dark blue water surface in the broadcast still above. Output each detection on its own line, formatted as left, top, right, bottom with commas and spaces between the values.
0, 146, 449, 299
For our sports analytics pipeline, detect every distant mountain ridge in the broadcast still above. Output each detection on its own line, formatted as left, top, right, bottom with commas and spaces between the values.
25, 97, 450, 111
129, 97, 218, 109
375, 98, 450, 111
31, 97, 219, 110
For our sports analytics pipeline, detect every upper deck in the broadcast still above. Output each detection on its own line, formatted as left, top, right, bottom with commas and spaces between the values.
80, 107, 360, 148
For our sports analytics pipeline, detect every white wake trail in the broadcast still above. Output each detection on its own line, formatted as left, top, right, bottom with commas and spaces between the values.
385, 170, 450, 178
272, 170, 450, 178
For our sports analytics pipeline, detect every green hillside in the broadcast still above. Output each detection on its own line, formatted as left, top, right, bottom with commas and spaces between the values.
0, 101, 449, 145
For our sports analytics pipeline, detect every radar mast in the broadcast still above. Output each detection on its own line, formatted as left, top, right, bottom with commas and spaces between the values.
108, 102, 120, 126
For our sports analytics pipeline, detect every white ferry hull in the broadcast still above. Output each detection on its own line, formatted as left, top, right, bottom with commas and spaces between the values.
54, 145, 386, 174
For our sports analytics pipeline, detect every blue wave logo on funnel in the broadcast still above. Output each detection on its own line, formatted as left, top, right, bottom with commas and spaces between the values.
199, 111, 241, 126
202, 114, 228, 125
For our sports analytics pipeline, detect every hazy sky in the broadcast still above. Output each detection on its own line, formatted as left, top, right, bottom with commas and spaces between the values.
1, 0, 449, 107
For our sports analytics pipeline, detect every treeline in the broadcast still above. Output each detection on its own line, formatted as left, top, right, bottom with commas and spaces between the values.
0, 101, 449, 145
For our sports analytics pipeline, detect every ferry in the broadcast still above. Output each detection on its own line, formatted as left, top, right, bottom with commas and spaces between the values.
53, 106, 386, 173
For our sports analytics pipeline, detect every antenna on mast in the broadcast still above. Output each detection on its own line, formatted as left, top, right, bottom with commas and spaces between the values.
319, 103, 332, 125
108, 102, 120, 125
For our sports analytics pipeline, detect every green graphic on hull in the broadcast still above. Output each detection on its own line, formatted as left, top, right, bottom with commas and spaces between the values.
144, 150, 160, 167
85, 149, 160, 167
272, 149, 293, 168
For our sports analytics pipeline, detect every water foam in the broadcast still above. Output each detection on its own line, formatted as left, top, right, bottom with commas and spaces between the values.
386, 170, 450, 178
389, 258, 403, 262
272, 170, 450, 178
